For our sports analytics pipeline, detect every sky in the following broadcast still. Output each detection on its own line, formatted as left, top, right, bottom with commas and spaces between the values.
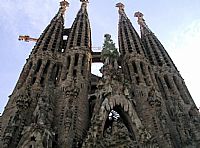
0, 0, 200, 113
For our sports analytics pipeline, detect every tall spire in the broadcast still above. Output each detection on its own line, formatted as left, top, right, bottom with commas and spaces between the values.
116, 3, 125, 15
0, 1, 70, 148
116, 3, 145, 56
65, 0, 91, 50
134, 11, 177, 68
31, 0, 69, 54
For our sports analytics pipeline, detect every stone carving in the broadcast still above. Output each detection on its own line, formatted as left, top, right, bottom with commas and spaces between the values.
189, 105, 200, 123
33, 94, 53, 127
61, 82, 80, 98
64, 109, 73, 133
147, 87, 161, 107
17, 125, 54, 148
16, 87, 31, 111
1, 2, 200, 147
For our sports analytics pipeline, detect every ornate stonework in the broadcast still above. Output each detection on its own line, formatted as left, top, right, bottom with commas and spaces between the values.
0, 1, 199, 148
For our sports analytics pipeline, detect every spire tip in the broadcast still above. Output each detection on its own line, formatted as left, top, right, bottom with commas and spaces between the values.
116, 2, 125, 10
59, 0, 69, 15
134, 11, 145, 26
60, 0, 69, 8
80, 0, 89, 3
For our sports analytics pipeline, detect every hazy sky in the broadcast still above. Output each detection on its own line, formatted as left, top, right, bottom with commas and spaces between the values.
0, 0, 200, 113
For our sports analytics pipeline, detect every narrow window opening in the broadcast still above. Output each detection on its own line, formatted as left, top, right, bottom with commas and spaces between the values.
82, 55, 86, 66
40, 77, 45, 86
35, 59, 42, 73
74, 54, 79, 66
50, 64, 60, 84
54, 66, 60, 84
66, 56, 71, 69
31, 77, 36, 85
136, 76, 140, 85
43, 60, 50, 74
144, 78, 148, 85
132, 62, 138, 74
73, 70, 77, 77
63, 35, 67, 40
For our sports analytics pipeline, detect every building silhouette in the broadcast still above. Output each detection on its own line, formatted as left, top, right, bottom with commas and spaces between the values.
0, 0, 199, 147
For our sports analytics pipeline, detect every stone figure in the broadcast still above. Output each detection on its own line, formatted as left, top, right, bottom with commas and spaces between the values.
33, 95, 52, 126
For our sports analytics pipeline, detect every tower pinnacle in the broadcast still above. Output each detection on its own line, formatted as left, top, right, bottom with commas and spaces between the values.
116, 2, 125, 14
60, 0, 69, 15
81, 0, 89, 7
134, 11, 152, 35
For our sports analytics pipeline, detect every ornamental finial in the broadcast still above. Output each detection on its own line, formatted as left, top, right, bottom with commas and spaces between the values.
60, 0, 69, 9
134, 11, 152, 35
60, 0, 69, 15
134, 11, 145, 26
80, 0, 89, 4
116, 2, 125, 11
80, 0, 89, 8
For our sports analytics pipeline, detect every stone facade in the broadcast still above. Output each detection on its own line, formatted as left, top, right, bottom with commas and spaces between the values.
0, 1, 199, 148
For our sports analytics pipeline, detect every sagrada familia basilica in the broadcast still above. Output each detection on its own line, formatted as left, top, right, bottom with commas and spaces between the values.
0, 0, 199, 147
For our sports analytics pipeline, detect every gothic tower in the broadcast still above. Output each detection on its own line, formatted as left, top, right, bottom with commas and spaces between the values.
0, 1, 200, 148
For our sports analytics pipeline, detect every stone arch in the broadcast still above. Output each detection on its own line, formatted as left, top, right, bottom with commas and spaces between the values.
103, 105, 137, 141
87, 94, 151, 146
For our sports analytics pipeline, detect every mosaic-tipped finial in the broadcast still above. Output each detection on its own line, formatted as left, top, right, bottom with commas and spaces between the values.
116, 2, 125, 10
80, 0, 89, 3
134, 11, 145, 26
59, 0, 69, 15
60, 0, 69, 9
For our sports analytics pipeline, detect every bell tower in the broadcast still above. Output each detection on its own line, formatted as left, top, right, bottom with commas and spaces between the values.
54, 0, 92, 147
0, 1, 200, 148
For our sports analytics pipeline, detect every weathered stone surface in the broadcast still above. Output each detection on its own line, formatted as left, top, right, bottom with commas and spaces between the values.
0, 1, 199, 148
